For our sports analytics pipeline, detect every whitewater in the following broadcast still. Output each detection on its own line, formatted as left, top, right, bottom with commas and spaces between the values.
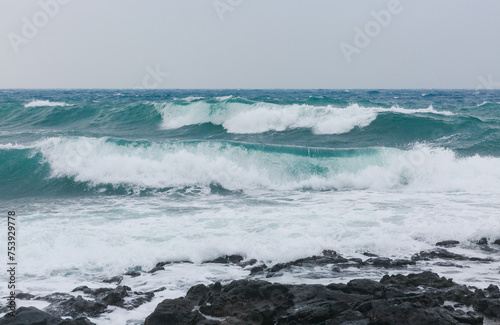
1, 89, 499, 324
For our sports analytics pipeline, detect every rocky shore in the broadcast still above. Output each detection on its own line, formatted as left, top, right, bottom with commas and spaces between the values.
2, 240, 500, 324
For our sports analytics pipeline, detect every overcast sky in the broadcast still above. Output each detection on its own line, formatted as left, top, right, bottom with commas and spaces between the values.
1, 0, 499, 89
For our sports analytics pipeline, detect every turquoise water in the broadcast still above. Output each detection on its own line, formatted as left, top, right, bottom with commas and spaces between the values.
1, 89, 499, 198
1, 89, 500, 323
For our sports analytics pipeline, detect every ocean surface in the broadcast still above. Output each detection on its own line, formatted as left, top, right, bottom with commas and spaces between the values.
1, 89, 500, 323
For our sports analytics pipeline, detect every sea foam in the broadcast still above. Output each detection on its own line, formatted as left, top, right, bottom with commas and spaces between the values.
25, 99, 73, 108
157, 102, 455, 134
35, 137, 500, 193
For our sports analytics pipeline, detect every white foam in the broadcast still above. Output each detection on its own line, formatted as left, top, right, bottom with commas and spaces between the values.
34, 137, 500, 193
157, 102, 455, 134
0, 143, 31, 149
24, 100, 73, 108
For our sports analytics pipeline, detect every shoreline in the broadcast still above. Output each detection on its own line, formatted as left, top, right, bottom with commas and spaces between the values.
2, 241, 500, 324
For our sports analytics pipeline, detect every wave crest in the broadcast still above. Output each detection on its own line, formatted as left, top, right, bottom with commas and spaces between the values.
34, 137, 499, 193
157, 102, 454, 135
25, 100, 73, 108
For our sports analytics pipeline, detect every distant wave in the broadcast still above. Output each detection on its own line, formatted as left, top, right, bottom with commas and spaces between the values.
25, 100, 73, 108
13, 137, 496, 193
156, 102, 455, 135
0, 143, 31, 150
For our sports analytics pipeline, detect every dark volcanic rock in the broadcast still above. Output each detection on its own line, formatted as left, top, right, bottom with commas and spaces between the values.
436, 240, 460, 247
239, 258, 258, 268
203, 254, 244, 264
144, 297, 204, 325
412, 248, 492, 262
16, 292, 35, 300
124, 270, 141, 277
0, 306, 62, 325
266, 251, 350, 276
71, 284, 156, 310
102, 275, 123, 284
44, 295, 106, 318
477, 237, 488, 245
145, 271, 498, 324
0, 306, 95, 325
148, 260, 193, 273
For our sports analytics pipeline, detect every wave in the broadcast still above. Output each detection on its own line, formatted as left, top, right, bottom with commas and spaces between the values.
24, 100, 73, 108
0, 143, 32, 150
156, 102, 455, 134
1, 137, 497, 197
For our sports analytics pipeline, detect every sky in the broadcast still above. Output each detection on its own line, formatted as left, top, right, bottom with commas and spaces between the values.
0, 0, 499, 89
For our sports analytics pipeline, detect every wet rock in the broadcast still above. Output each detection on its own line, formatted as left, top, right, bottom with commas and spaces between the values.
391, 259, 416, 267
434, 261, 463, 268
71, 284, 155, 310
250, 265, 266, 275
239, 258, 257, 268
124, 270, 141, 277
44, 295, 106, 318
0, 306, 96, 325
411, 248, 492, 262
145, 272, 500, 324
365, 257, 392, 268
477, 237, 488, 245
322, 250, 337, 256
59, 317, 96, 325
345, 279, 383, 295
15, 292, 35, 300
436, 240, 460, 247
380, 271, 454, 289
103, 275, 123, 284
412, 248, 468, 261
144, 297, 204, 325
148, 260, 193, 273
40, 293, 75, 303
0, 306, 61, 325
267, 252, 349, 275
203, 254, 244, 264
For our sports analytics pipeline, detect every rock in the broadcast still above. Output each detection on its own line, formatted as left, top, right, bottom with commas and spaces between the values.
391, 259, 416, 267
16, 292, 35, 300
477, 237, 488, 245
267, 253, 349, 275
148, 260, 193, 273
103, 275, 123, 284
412, 248, 468, 261
436, 240, 460, 247
44, 295, 106, 318
71, 284, 154, 310
250, 265, 266, 275
322, 250, 337, 256
124, 270, 141, 277
493, 239, 500, 245
59, 317, 96, 325
434, 261, 463, 268
0, 306, 62, 325
144, 297, 204, 325
144, 272, 500, 324
239, 258, 257, 268
365, 257, 392, 268
345, 279, 383, 295
380, 271, 454, 289
411, 248, 492, 262
40, 293, 75, 303
203, 254, 244, 264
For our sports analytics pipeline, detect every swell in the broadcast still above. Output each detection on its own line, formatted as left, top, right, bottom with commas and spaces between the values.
1, 137, 500, 199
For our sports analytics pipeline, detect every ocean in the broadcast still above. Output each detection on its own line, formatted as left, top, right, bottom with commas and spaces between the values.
1, 89, 499, 324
